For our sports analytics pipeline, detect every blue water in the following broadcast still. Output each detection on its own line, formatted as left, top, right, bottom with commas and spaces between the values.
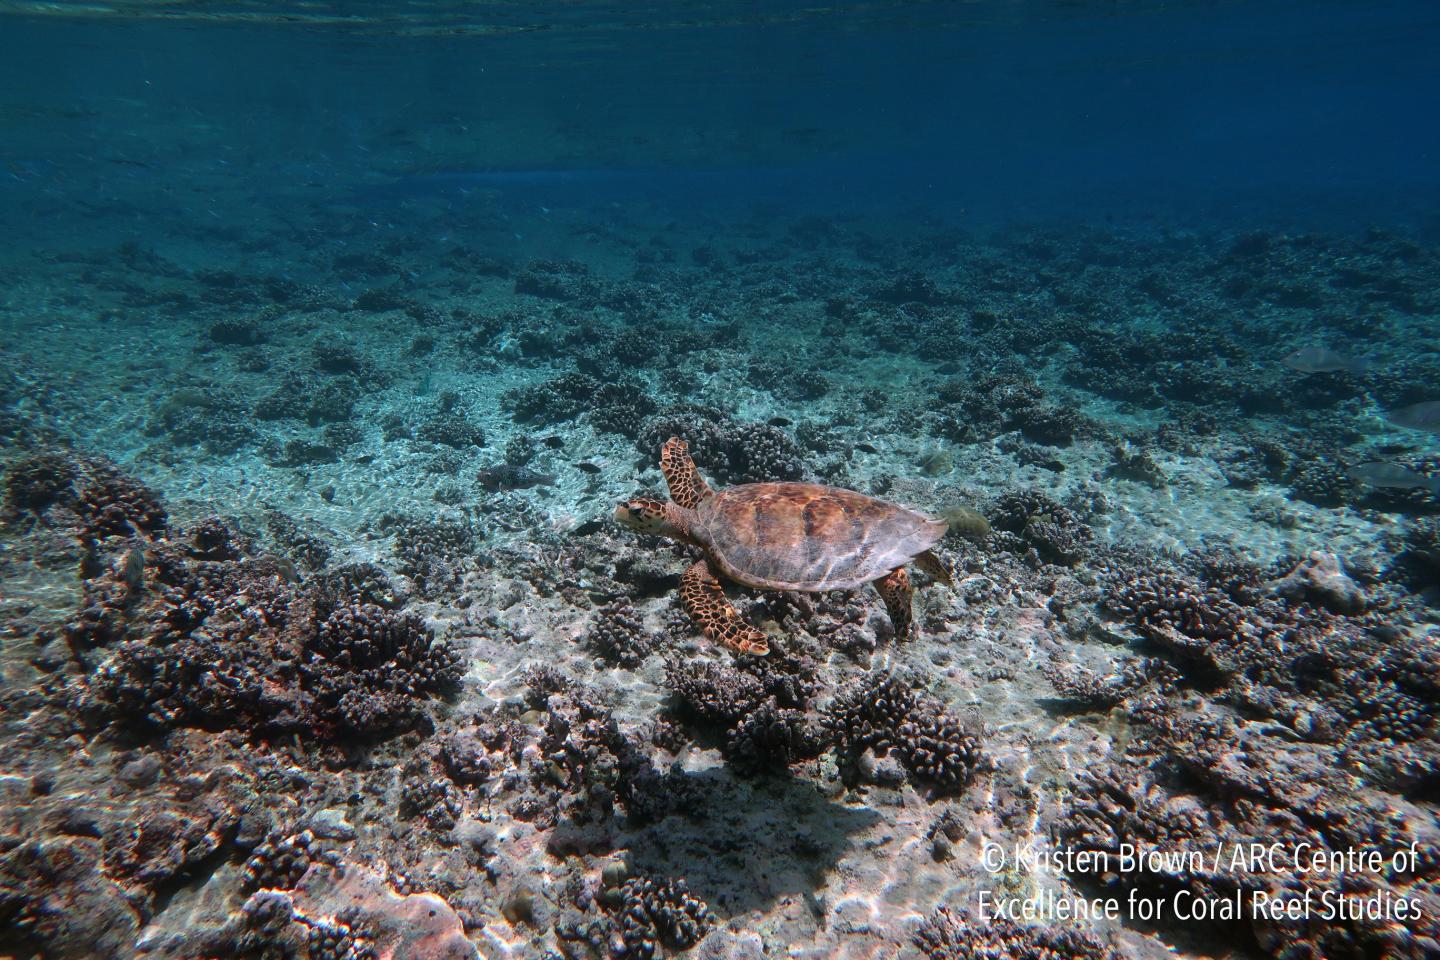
3, 0, 1438, 234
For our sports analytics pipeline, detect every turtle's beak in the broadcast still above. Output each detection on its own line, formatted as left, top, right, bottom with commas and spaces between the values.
615, 498, 672, 536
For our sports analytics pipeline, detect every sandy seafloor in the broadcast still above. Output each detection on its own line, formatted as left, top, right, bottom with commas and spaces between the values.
1, 190, 1439, 960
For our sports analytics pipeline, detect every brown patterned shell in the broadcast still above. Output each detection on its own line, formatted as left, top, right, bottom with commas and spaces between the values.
694, 482, 947, 591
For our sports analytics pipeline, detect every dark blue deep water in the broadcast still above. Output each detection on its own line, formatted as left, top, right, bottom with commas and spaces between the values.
2, 4, 1440, 960
3, 0, 1439, 232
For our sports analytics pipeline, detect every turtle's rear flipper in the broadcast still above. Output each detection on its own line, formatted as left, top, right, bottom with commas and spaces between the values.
875, 566, 915, 641
661, 436, 712, 509
681, 559, 769, 656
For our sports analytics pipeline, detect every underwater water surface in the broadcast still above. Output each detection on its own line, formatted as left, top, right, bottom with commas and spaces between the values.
1, 2, 1439, 959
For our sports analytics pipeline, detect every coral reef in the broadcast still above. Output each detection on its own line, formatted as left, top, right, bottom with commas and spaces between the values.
609, 877, 713, 958
989, 490, 1092, 565
504, 372, 656, 438
388, 515, 476, 596
243, 830, 334, 892
583, 600, 653, 668
0, 838, 142, 958
305, 601, 463, 735
664, 659, 768, 726
1400, 517, 1440, 589
185, 864, 475, 960
5, 450, 169, 539
1097, 551, 1425, 747
914, 907, 1118, 960
65, 482, 459, 744
207, 315, 266, 346
638, 405, 806, 484
5, 205, 1440, 960
522, 666, 660, 822
824, 670, 984, 793
660, 652, 829, 774
723, 701, 826, 774
1054, 747, 1440, 960
417, 411, 487, 450
148, 387, 258, 454
4, 449, 78, 514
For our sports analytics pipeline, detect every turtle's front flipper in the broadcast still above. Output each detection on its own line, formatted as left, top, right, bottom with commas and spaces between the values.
875, 566, 915, 641
681, 559, 769, 656
661, 436, 712, 510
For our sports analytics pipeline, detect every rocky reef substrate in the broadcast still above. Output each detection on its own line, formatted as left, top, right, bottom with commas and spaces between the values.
2, 211, 1438, 959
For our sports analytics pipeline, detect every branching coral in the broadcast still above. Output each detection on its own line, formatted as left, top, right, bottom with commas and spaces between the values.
914, 906, 1118, 960
584, 601, 653, 668
75, 520, 459, 744
81, 483, 165, 543
243, 830, 338, 892
398, 759, 463, 831
609, 877, 713, 958
824, 670, 983, 793
1104, 570, 1252, 669
503, 371, 656, 438
3, 450, 78, 514
388, 515, 476, 596
661, 656, 827, 774
724, 702, 826, 774
663, 660, 768, 726
304, 602, 462, 735
522, 667, 657, 823
989, 490, 1091, 565
1041, 662, 1128, 710
638, 405, 805, 484
1101, 552, 1437, 752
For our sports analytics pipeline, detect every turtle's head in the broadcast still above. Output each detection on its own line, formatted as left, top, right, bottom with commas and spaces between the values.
615, 496, 687, 541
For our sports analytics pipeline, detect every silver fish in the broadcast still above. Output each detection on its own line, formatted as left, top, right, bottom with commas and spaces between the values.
1347, 462, 1440, 494
476, 464, 555, 492
120, 547, 146, 593
1282, 345, 1370, 375
1386, 400, 1440, 433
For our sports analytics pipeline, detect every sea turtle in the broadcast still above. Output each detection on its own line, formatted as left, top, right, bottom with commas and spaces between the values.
615, 437, 950, 655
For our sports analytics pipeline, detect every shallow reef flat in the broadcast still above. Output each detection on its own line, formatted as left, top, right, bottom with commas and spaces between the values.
1, 206, 1439, 960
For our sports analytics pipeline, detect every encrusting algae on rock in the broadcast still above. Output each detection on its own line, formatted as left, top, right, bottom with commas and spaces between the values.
937, 504, 991, 541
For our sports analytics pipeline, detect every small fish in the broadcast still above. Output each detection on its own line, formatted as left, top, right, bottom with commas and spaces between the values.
854, 442, 879, 454
475, 465, 556, 492
1347, 462, 1440, 494
541, 436, 565, 449
1282, 345, 1370, 375
120, 547, 145, 593
1386, 400, 1440, 434
575, 462, 601, 474
919, 448, 954, 477
768, 416, 792, 427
